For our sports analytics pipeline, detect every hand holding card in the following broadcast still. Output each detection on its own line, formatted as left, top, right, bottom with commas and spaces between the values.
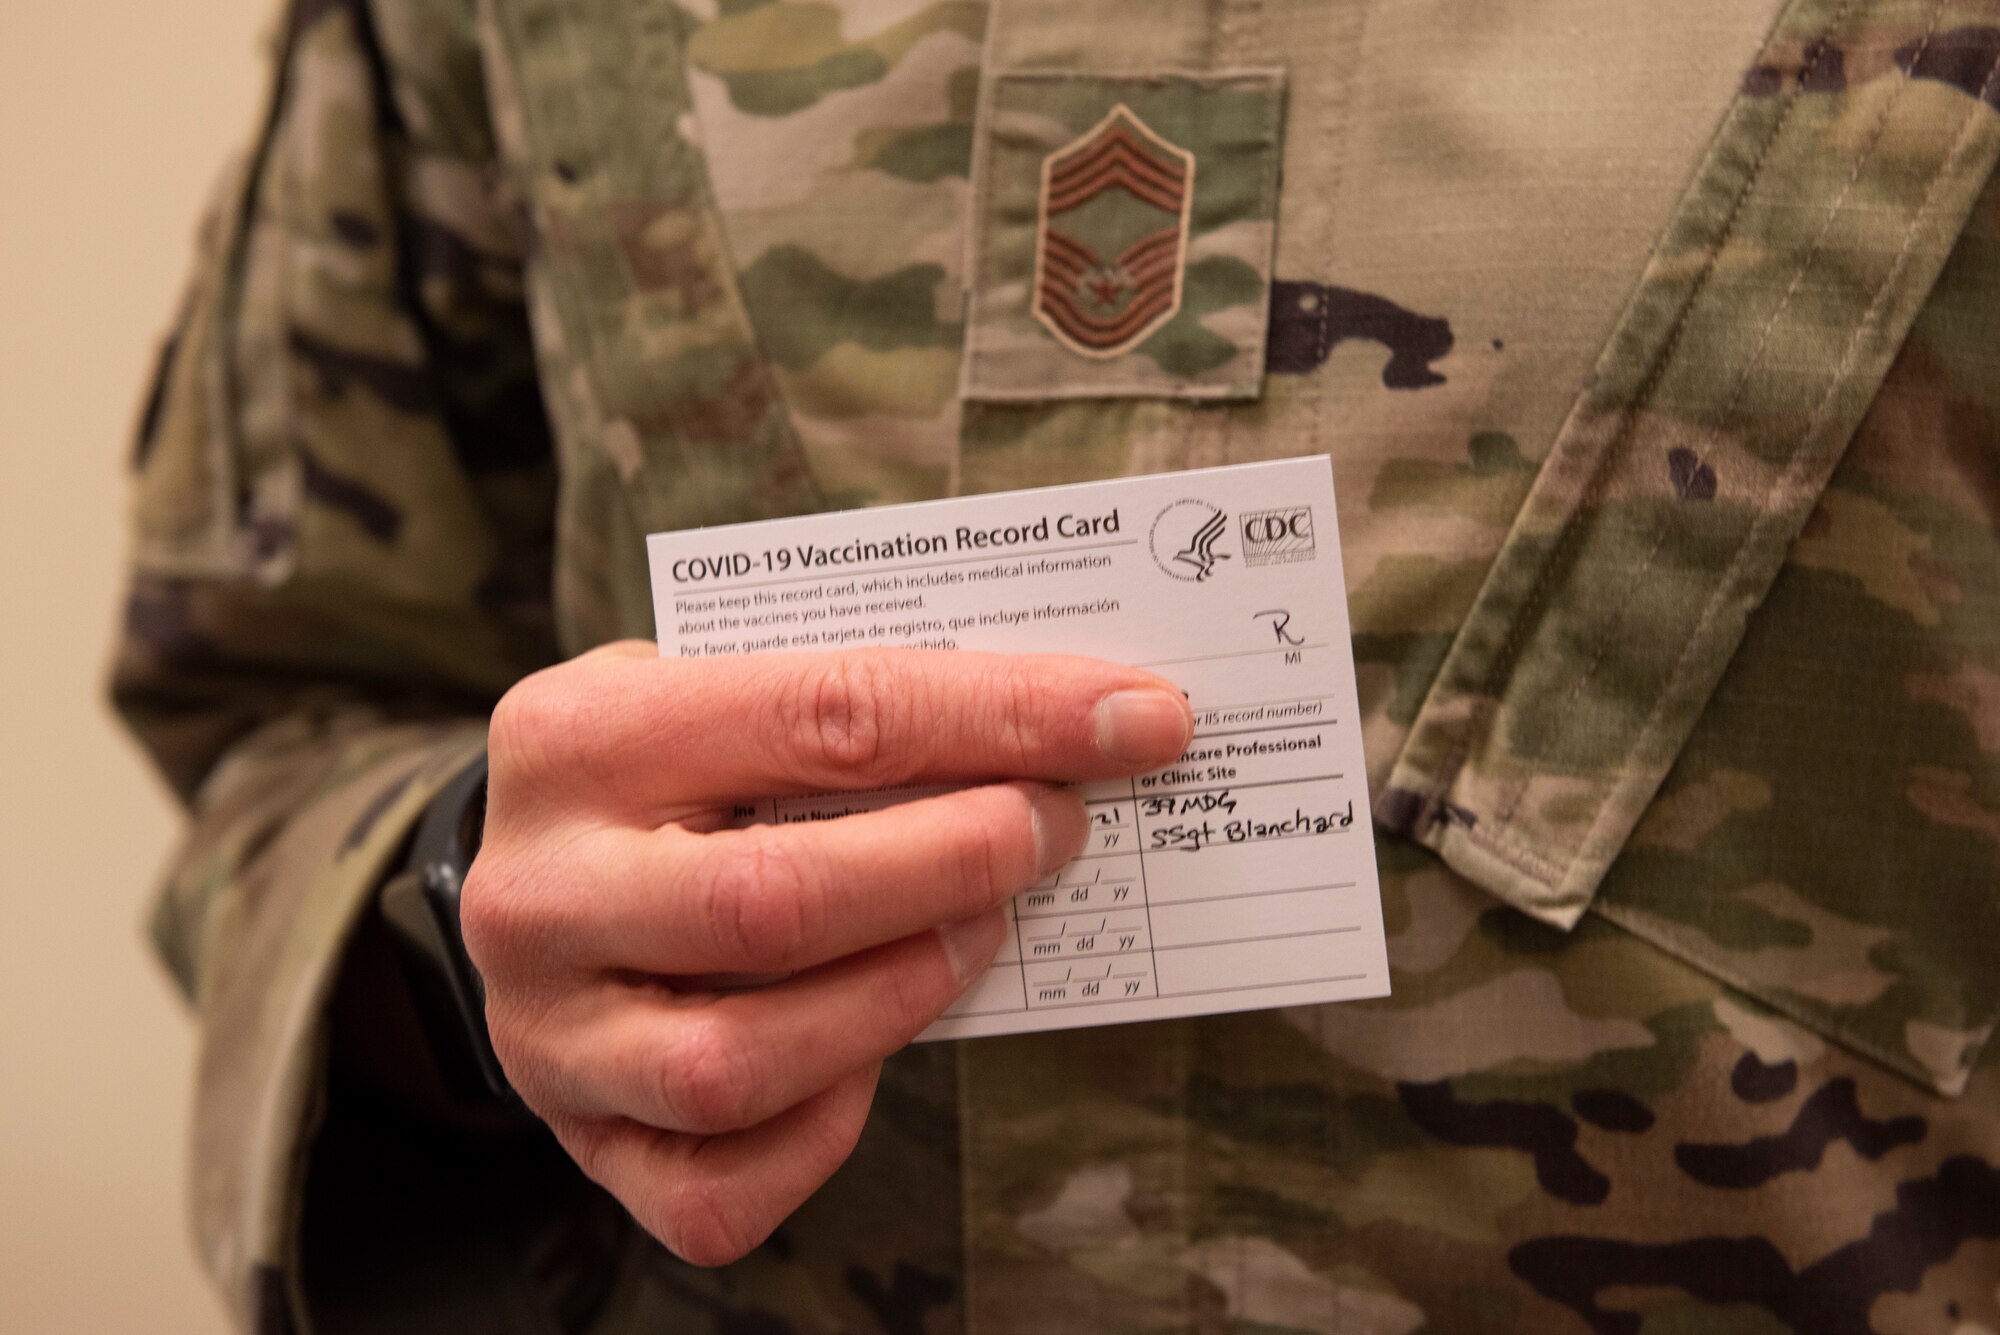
647, 458, 1390, 1039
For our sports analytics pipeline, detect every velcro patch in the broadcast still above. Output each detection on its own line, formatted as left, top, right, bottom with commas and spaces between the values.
962, 71, 1286, 401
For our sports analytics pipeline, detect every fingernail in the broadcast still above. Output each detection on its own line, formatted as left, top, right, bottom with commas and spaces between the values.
1095, 688, 1192, 767
938, 910, 1005, 987
1027, 784, 1089, 875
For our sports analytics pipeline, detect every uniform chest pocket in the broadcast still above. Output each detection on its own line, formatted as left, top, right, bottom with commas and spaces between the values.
1375, 8, 2000, 1097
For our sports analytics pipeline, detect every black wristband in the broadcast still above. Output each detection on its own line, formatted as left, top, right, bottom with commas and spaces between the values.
378, 752, 517, 1104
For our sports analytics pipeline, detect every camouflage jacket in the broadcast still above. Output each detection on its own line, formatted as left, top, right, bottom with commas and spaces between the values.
117, 0, 2000, 1331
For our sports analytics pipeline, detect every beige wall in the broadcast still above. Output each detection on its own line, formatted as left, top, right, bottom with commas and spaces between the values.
0, 2, 272, 1331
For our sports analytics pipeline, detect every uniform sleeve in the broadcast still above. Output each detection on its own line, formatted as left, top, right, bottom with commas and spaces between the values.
112, 0, 559, 1322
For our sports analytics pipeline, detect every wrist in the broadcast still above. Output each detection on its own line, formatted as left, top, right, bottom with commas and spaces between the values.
376, 751, 519, 1107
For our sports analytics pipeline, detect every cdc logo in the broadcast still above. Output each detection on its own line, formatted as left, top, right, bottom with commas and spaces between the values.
1240, 507, 1316, 567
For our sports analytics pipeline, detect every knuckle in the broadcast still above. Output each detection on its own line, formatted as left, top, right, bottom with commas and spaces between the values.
689, 831, 819, 967
663, 1017, 759, 1134
793, 1082, 875, 1184
984, 660, 1050, 771
490, 661, 629, 801
879, 950, 950, 1043
792, 655, 906, 785
943, 806, 1017, 914
662, 1178, 761, 1268
816, 1092, 872, 1169
479, 986, 574, 1114
479, 992, 529, 1073
486, 1025, 539, 1106
458, 855, 525, 972
459, 838, 573, 971
488, 669, 569, 780
550, 1118, 615, 1186
543, 1120, 765, 1269
462, 825, 611, 977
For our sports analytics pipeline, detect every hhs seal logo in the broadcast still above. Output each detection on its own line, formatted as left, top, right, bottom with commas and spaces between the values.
1150, 499, 1231, 583
1240, 507, 1316, 567
1032, 105, 1195, 358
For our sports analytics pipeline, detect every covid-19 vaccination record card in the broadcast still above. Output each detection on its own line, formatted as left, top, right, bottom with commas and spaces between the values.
647, 457, 1389, 1040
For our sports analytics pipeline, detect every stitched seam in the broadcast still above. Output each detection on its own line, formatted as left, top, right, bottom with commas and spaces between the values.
510, 0, 814, 517
1468, 21, 1842, 686
1303, 7, 1352, 1324
1419, 2, 1850, 845
955, 0, 1006, 401
499, 0, 633, 474
1239, 56, 1284, 382
536, 8, 619, 413
1520, 28, 1992, 895
995, 67, 1288, 82
1212, 0, 1279, 393
962, 380, 1257, 400
663, 73, 801, 473
1458, 824, 1567, 883
624, 0, 808, 499
1485, 0, 1951, 840
1552, 37, 2000, 893
960, 62, 1017, 392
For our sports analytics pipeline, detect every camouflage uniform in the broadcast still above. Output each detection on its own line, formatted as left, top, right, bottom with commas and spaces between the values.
116, 0, 2000, 1330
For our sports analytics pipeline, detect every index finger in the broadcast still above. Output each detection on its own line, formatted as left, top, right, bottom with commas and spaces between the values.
589, 648, 1193, 808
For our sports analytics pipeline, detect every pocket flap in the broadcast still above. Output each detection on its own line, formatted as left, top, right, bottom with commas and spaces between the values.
1376, 0, 2000, 1094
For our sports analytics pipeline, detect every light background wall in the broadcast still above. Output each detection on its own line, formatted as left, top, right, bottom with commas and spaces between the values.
0, 1, 271, 1330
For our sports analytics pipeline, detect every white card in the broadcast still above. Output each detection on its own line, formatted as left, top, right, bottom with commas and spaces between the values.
647, 457, 1389, 1039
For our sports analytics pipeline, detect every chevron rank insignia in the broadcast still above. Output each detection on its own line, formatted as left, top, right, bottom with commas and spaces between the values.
963, 71, 1286, 401
1033, 106, 1195, 358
